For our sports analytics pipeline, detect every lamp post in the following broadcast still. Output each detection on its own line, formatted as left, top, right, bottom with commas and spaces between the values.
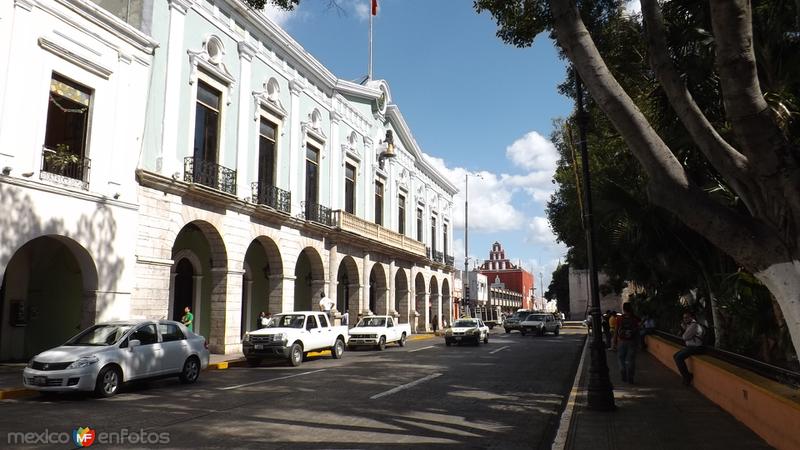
575, 74, 615, 410
463, 172, 482, 318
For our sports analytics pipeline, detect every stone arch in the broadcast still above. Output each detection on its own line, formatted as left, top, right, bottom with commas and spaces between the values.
248, 236, 285, 317
441, 277, 451, 327
394, 268, 410, 324
368, 262, 388, 315
294, 246, 325, 311
1, 235, 99, 360
429, 276, 440, 331
414, 272, 427, 333
336, 256, 360, 321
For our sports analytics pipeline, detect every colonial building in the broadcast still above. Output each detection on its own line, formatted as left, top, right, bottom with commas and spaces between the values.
478, 241, 534, 310
0, 0, 457, 359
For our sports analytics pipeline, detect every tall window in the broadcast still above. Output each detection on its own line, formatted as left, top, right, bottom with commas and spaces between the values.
416, 208, 423, 241
43, 74, 92, 181
345, 163, 356, 214
431, 216, 437, 251
374, 180, 384, 225
258, 117, 276, 187
305, 144, 320, 207
443, 223, 449, 255
398, 194, 406, 235
193, 80, 221, 163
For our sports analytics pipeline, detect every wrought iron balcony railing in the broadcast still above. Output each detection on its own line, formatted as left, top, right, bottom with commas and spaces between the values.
445, 255, 455, 267
303, 201, 333, 226
251, 182, 291, 214
434, 250, 444, 263
184, 157, 236, 195
332, 210, 426, 257
40, 148, 91, 190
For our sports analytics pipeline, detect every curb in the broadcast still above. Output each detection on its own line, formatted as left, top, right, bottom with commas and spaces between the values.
551, 334, 589, 450
408, 334, 437, 341
0, 387, 37, 400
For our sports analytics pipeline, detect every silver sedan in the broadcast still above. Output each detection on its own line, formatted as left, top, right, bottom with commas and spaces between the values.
23, 320, 209, 397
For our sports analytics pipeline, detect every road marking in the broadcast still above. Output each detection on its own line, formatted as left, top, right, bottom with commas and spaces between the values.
408, 345, 434, 353
551, 336, 589, 450
218, 369, 327, 391
370, 373, 442, 400
489, 345, 509, 354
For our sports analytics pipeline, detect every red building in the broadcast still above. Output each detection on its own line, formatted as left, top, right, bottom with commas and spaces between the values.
478, 242, 534, 310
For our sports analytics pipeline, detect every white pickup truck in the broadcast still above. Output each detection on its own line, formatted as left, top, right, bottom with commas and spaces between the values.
242, 311, 349, 366
347, 315, 411, 350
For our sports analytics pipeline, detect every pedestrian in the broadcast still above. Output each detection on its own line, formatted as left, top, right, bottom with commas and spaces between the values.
614, 302, 641, 383
432, 314, 438, 333
640, 315, 656, 349
673, 311, 705, 386
609, 310, 620, 350
259, 311, 270, 329
342, 309, 349, 327
318, 292, 335, 324
181, 306, 194, 332
602, 310, 612, 348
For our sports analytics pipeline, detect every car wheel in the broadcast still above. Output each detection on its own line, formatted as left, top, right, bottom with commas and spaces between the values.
179, 357, 201, 384
247, 358, 262, 367
331, 338, 345, 359
445, 340, 452, 346
554, 327, 560, 336
399, 333, 407, 347
539, 327, 545, 337
521, 330, 527, 336
377, 336, 386, 351
484, 334, 489, 344
94, 365, 121, 398
289, 342, 303, 367
505, 328, 510, 334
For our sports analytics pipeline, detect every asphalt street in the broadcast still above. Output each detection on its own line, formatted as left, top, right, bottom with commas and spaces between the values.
0, 328, 585, 449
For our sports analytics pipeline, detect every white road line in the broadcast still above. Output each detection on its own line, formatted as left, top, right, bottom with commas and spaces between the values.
370, 373, 443, 400
219, 369, 327, 391
551, 336, 589, 450
489, 345, 509, 354
408, 345, 434, 353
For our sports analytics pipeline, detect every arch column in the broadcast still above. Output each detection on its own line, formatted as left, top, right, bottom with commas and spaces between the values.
328, 244, 338, 307
268, 274, 284, 314
208, 267, 244, 355
280, 275, 296, 312
388, 260, 396, 315
361, 253, 371, 315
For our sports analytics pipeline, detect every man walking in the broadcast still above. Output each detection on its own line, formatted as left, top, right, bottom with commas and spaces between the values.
181, 306, 194, 332
614, 302, 641, 383
674, 311, 705, 386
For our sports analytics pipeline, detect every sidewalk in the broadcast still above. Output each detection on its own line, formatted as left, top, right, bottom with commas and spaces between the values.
562, 340, 772, 450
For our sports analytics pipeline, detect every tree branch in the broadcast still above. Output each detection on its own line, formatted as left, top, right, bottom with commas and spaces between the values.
640, 0, 762, 216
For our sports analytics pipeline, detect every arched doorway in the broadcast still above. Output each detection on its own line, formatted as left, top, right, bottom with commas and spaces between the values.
368, 263, 387, 315
294, 247, 325, 311
442, 278, 451, 328
395, 268, 409, 323
170, 221, 227, 342
414, 273, 426, 333
336, 256, 360, 322
429, 277, 440, 331
241, 238, 283, 335
1, 236, 98, 361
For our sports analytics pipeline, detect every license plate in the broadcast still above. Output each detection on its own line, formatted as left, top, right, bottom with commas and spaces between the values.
34, 376, 47, 386
254, 344, 264, 350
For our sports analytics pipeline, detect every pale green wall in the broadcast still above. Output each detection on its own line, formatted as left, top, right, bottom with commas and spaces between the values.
140, 0, 171, 171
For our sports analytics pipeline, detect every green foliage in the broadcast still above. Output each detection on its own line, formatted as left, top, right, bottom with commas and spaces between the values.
243, 0, 299, 11
544, 263, 570, 314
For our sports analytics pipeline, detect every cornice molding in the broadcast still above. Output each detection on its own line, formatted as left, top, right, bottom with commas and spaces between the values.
38, 36, 113, 79
237, 40, 258, 61
168, 0, 193, 15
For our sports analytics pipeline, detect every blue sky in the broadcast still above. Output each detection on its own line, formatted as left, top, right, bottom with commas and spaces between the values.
265, 0, 587, 292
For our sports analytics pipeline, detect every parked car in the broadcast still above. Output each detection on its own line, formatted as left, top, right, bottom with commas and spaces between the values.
520, 313, 560, 336
242, 311, 348, 367
444, 318, 490, 346
348, 315, 411, 350
503, 309, 534, 333
23, 320, 209, 398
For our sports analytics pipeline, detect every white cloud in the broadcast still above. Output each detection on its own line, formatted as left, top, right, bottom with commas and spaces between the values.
261, 4, 295, 28
504, 131, 559, 203
624, 0, 641, 16
527, 216, 557, 244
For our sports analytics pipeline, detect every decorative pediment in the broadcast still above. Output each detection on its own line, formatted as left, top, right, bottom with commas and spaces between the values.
253, 77, 287, 121
342, 131, 361, 163
188, 35, 235, 89
302, 108, 327, 144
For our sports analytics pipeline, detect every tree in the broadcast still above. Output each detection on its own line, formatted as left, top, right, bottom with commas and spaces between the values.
475, 0, 800, 357
544, 262, 571, 315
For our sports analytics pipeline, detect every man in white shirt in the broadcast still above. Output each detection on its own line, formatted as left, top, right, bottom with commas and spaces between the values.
319, 293, 335, 324
341, 309, 349, 327
673, 311, 705, 386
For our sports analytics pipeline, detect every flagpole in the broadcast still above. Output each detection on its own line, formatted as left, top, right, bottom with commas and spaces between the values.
368, 2, 373, 81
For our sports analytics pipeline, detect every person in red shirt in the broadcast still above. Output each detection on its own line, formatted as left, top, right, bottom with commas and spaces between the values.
614, 302, 641, 383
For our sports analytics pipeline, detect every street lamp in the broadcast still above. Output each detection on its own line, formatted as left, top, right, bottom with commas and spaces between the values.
575, 74, 615, 410
463, 172, 482, 317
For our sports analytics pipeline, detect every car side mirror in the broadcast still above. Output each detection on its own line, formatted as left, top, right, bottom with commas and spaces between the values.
129, 339, 141, 349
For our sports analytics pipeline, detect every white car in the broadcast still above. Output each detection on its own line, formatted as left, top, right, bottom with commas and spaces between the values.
242, 311, 349, 367
444, 318, 490, 346
520, 313, 560, 336
23, 320, 210, 397
348, 315, 411, 350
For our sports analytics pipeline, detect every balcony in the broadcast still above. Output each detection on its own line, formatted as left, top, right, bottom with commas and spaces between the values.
184, 157, 236, 195
334, 210, 426, 257
445, 255, 455, 267
40, 148, 91, 190
433, 250, 444, 263
303, 201, 333, 226
426, 246, 431, 259
251, 182, 291, 214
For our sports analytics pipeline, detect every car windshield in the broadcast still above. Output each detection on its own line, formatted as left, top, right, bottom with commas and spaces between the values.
266, 314, 306, 329
356, 317, 386, 327
526, 315, 548, 321
65, 324, 134, 346
453, 320, 478, 327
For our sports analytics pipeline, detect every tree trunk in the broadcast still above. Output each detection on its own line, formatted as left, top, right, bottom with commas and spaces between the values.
754, 262, 800, 361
